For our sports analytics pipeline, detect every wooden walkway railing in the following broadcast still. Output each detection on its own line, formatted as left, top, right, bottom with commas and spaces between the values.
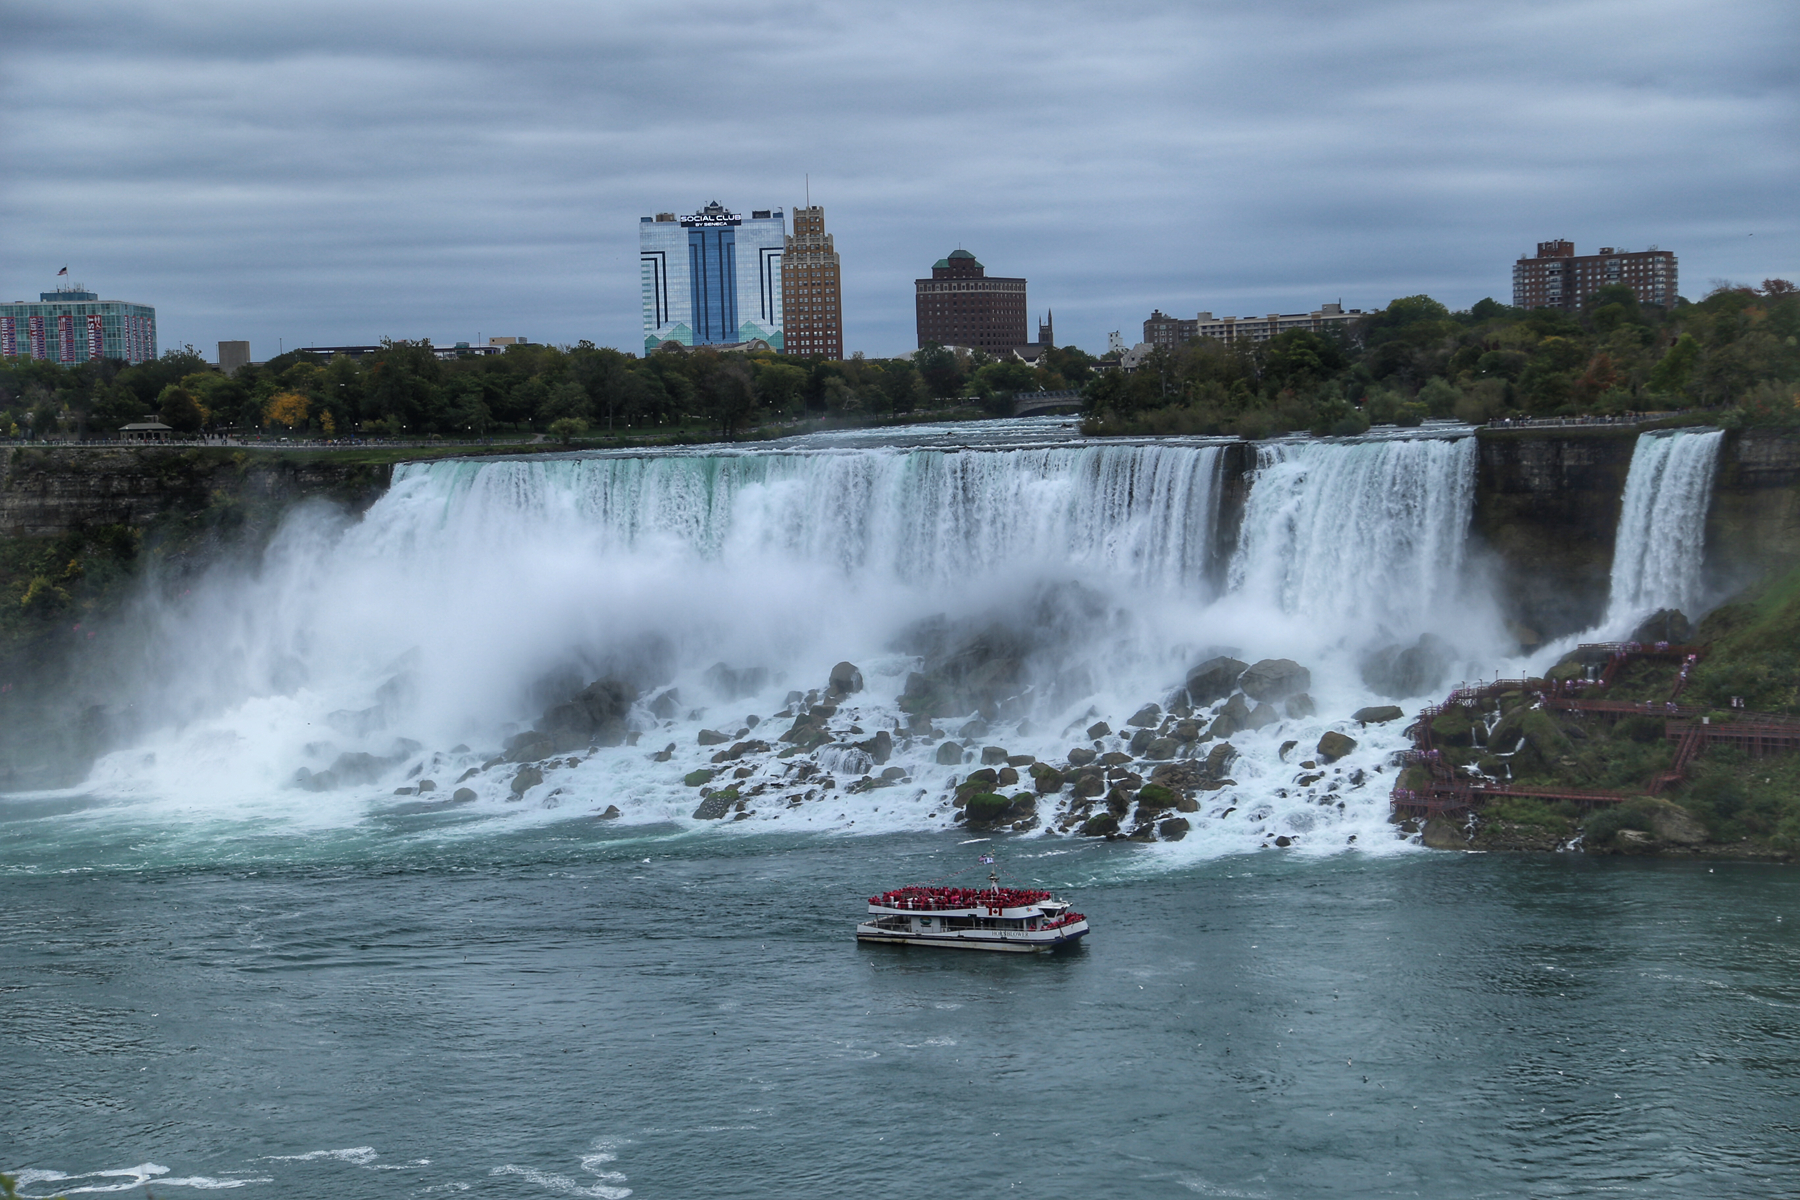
1389, 639, 1798, 818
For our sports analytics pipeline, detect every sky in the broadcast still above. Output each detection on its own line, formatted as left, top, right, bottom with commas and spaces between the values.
2, 0, 1795, 362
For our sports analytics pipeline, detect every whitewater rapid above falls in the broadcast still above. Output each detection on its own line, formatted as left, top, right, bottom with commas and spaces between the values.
61, 419, 1712, 860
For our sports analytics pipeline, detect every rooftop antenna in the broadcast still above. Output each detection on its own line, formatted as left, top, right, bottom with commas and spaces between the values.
805, 173, 810, 210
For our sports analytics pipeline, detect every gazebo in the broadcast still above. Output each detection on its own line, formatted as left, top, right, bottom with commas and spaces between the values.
119, 421, 175, 442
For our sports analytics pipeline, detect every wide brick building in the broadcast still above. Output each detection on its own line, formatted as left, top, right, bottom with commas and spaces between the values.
1512, 240, 1677, 312
914, 250, 1026, 353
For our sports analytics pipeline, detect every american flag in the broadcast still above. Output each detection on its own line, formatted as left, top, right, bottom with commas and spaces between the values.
57, 266, 67, 276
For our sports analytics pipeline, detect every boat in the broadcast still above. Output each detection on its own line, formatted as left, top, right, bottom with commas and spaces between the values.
855, 870, 1089, 953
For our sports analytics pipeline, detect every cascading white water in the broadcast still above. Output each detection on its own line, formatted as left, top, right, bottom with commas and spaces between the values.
71, 424, 1491, 860
1228, 436, 1478, 630
1605, 429, 1724, 625
398, 441, 1226, 592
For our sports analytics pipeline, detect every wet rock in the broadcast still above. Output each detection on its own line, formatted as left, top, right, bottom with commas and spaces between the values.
327, 751, 394, 785
697, 729, 731, 746
1172, 719, 1203, 743
1245, 703, 1279, 731
935, 740, 966, 766
1067, 747, 1097, 766
510, 766, 543, 795
1175, 795, 1199, 813
652, 742, 676, 762
853, 729, 894, 765
393, 786, 415, 796
504, 732, 554, 763
1202, 741, 1238, 779
693, 791, 736, 820
1071, 770, 1106, 798
1273, 835, 1293, 848
880, 766, 907, 782
1279, 740, 1298, 761
1099, 751, 1133, 767
1284, 693, 1316, 719
981, 745, 1010, 765
1315, 731, 1358, 763
1029, 763, 1065, 794
1185, 656, 1248, 706
598, 804, 621, 819
1080, 812, 1120, 837
715, 739, 770, 762
996, 766, 1019, 787
536, 679, 637, 748
1158, 817, 1191, 842
452, 787, 477, 803
683, 768, 716, 787
1007, 754, 1036, 767
1209, 693, 1251, 739
1359, 633, 1455, 699
1086, 721, 1112, 740
649, 688, 682, 720
1352, 705, 1406, 725
1239, 659, 1311, 702
828, 661, 865, 696
1145, 737, 1179, 760
704, 662, 770, 700
1629, 609, 1692, 646
1135, 783, 1177, 812
1127, 704, 1162, 728
416, 779, 436, 793
1421, 817, 1466, 849
1128, 728, 1155, 754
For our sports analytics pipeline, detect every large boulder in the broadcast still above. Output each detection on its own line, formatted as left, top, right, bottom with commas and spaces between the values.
1126, 704, 1162, 728
536, 678, 637, 748
1285, 693, 1316, 719
1209, 693, 1251, 738
510, 765, 543, 795
1629, 609, 1692, 645
1315, 731, 1357, 763
935, 740, 966, 766
1352, 705, 1406, 725
1185, 656, 1248, 706
703, 662, 767, 700
1360, 634, 1454, 699
1245, 703, 1279, 731
854, 729, 894, 765
693, 790, 736, 820
1029, 763, 1065, 794
828, 661, 864, 696
1239, 659, 1310, 702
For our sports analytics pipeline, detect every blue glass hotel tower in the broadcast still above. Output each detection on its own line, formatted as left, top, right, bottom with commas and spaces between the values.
640, 202, 785, 353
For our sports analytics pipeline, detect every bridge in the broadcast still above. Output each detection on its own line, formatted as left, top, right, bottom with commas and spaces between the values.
1012, 389, 1085, 417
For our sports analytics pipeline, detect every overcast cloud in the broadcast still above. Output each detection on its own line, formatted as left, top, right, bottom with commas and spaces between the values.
2, 0, 1794, 359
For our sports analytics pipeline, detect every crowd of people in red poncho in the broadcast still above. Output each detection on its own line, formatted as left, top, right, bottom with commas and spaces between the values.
869, 885, 1054, 911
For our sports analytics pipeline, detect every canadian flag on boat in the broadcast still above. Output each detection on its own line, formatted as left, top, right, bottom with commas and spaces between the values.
978, 854, 994, 864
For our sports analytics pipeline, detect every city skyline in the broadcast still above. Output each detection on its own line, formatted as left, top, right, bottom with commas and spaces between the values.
2, 2, 1792, 360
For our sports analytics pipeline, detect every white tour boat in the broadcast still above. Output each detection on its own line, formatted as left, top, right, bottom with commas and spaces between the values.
856, 871, 1089, 953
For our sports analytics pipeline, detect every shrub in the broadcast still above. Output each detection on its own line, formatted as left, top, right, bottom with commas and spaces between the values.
1582, 799, 1658, 846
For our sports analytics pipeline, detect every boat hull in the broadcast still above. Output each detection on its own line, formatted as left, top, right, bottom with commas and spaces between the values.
855, 921, 1088, 954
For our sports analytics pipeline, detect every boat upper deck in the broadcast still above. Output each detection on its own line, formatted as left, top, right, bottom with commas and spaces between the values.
867, 885, 1059, 916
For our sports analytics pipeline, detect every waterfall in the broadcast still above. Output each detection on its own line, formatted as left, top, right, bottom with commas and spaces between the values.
391, 441, 1228, 594
1227, 436, 1478, 630
1606, 429, 1724, 624
64, 425, 1490, 860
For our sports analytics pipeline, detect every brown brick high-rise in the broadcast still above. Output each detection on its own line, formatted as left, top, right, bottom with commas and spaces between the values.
915, 250, 1026, 353
782, 206, 843, 359
1512, 239, 1678, 311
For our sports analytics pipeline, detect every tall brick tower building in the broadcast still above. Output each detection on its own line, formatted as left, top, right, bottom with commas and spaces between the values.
781, 206, 843, 359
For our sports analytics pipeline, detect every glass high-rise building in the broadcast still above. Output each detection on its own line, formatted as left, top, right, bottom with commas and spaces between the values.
640, 202, 786, 354
0, 284, 157, 365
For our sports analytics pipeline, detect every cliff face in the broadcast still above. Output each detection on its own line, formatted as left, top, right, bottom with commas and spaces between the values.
0, 447, 393, 538
1707, 428, 1800, 591
1472, 429, 1638, 641
1471, 426, 1800, 642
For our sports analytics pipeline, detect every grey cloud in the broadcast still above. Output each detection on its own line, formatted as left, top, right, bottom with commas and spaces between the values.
2, 0, 1793, 359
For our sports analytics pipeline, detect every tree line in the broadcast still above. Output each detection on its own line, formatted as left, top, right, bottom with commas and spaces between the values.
3, 281, 1793, 442
0, 337, 1100, 442
1086, 281, 1800, 436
